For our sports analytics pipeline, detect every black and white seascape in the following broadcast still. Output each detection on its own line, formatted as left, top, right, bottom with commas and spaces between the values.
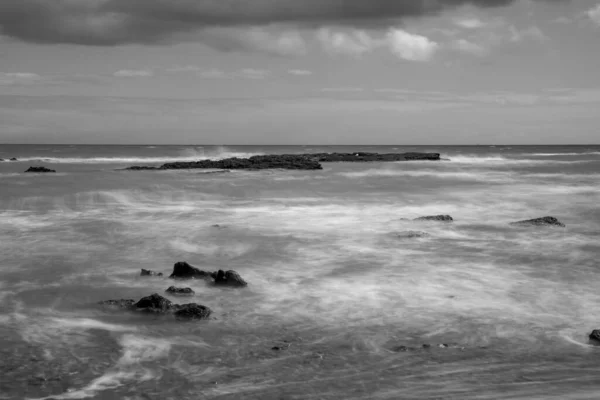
2, 1, 600, 399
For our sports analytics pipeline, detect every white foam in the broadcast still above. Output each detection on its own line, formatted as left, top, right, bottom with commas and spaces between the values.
15, 146, 263, 165
28, 335, 172, 400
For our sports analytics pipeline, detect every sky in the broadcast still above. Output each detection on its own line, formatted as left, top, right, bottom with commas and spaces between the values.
0, 0, 599, 145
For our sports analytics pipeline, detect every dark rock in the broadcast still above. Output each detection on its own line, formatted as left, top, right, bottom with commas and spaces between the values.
0, 158, 3, 161
98, 299, 135, 308
394, 230, 430, 238
173, 303, 212, 320
589, 330, 600, 343
125, 166, 159, 171
24, 166, 56, 173
311, 152, 440, 162
169, 261, 213, 280
140, 269, 163, 277
126, 152, 441, 171
10, 157, 17, 161
134, 293, 173, 312
510, 216, 565, 227
127, 154, 323, 171
165, 286, 195, 295
414, 215, 453, 222
391, 346, 413, 352
422, 344, 431, 349
213, 270, 248, 287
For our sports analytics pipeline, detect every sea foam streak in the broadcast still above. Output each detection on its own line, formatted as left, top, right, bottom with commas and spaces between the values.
14, 147, 263, 164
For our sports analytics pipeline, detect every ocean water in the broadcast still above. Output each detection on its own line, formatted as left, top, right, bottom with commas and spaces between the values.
1, 144, 600, 400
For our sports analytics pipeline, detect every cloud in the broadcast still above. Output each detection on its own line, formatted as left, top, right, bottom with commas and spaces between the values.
317, 28, 438, 61
508, 25, 547, 42
201, 27, 307, 56
386, 29, 439, 61
316, 28, 375, 57
453, 17, 487, 29
0, 72, 42, 85
166, 65, 202, 73
113, 69, 153, 77
451, 39, 489, 56
0, 0, 567, 46
288, 69, 313, 76
588, 4, 600, 25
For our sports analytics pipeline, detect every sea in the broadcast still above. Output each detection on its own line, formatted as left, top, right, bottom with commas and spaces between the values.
1, 144, 600, 400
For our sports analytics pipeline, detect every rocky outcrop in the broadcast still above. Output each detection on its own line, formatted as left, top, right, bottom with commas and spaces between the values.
214, 270, 248, 287
140, 269, 163, 277
24, 166, 56, 173
165, 286, 195, 295
99, 294, 212, 320
510, 216, 565, 227
589, 330, 600, 343
125, 152, 441, 171
311, 152, 440, 162
169, 261, 213, 280
173, 304, 212, 320
414, 215, 453, 222
135, 293, 173, 312
10, 158, 18, 161
127, 155, 323, 171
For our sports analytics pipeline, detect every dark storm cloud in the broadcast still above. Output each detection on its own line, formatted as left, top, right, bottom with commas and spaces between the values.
0, 0, 568, 46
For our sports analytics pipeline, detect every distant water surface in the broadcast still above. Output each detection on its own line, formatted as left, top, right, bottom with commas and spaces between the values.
1, 145, 600, 399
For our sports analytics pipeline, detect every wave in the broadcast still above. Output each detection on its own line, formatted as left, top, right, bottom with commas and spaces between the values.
447, 155, 592, 165
13, 146, 263, 165
525, 152, 600, 157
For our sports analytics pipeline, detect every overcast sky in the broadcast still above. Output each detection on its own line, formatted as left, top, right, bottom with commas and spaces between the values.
1, 0, 599, 144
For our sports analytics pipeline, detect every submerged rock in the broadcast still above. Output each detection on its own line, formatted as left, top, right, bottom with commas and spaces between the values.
510, 216, 565, 227
140, 269, 163, 277
165, 286, 195, 295
134, 293, 173, 312
414, 215, 453, 222
25, 166, 56, 173
169, 261, 213, 280
213, 270, 248, 287
98, 299, 135, 308
173, 303, 212, 320
394, 231, 430, 239
10, 157, 18, 161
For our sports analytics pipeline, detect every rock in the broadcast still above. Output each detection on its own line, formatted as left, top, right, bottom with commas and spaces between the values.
0, 158, 3, 161
140, 269, 163, 277
422, 344, 431, 349
125, 152, 441, 171
311, 152, 440, 162
394, 231, 430, 238
165, 286, 195, 295
589, 330, 600, 343
127, 155, 323, 171
169, 261, 213, 280
24, 166, 56, 173
510, 216, 565, 227
10, 157, 17, 161
213, 270, 248, 287
414, 215, 453, 222
134, 293, 173, 312
391, 346, 412, 352
173, 303, 212, 320
98, 299, 135, 308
